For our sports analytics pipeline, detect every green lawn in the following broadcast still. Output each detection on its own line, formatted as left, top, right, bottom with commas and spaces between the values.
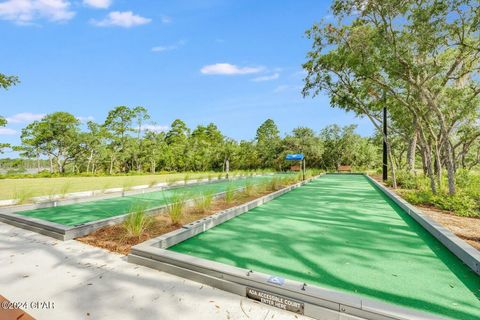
170, 174, 480, 320
0, 172, 237, 200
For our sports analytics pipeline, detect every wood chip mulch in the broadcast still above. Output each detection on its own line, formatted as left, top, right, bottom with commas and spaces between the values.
77, 189, 278, 255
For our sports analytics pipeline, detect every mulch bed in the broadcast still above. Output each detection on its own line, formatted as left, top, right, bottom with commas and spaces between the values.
77, 188, 279, 255
419, 206, 480, 250
371, 175, 480, 251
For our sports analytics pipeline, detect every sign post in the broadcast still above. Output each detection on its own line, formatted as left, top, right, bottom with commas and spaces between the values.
285, 154, 305, 180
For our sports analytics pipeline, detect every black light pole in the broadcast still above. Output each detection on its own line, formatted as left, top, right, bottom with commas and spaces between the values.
382, 105, 388, 181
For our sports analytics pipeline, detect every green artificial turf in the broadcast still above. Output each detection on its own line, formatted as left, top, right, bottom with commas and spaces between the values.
17, 175, 280, 226
170, 174, 480, 320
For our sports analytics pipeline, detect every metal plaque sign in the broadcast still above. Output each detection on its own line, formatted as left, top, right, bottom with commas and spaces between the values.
246, 287, 304, 315
267, 276, 285, 286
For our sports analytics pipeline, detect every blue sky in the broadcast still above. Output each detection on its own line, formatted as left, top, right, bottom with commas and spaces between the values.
0, 0, 373, 157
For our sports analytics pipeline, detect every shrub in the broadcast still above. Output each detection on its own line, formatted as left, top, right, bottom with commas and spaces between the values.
59, 182, 72, 198
255, 181, 269, 193
148, 179, 159, 188
399, 190, 434, 206
194, 191, 214, 213
166, 192, 187, 224
268, 177, 281, 191
12, 188, 33, 204
224, 185, 235, 204
243, 181, 255, 197
167, 176, 177, 186
123, 204, 152, 237
433, 194, 478, 217
394, 171, 420, 189
400, 190, 479, 218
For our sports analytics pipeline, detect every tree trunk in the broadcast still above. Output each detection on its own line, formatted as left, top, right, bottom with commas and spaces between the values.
407, 130, 417, 173
434, 145, 442, 188
443, 139, 456, 195
57, 159, 65, 173
86, 150, 94, 173
420, 90, 456, 194
386, 141, 397, 188
49, 156, 53, 173
417, 131, 437, 194
109, 155, 114, 175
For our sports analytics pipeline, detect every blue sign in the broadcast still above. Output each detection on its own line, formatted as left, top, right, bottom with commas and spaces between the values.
285, 154, 304, 161
267, 276, 285, 286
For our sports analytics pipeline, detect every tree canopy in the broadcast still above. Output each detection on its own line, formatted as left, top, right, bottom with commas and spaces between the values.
9, 107, 380, 174
303, 0, 480, 194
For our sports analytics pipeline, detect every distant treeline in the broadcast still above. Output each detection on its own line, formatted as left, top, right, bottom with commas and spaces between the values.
0, 158, 49, 173
3, 106, 380, 175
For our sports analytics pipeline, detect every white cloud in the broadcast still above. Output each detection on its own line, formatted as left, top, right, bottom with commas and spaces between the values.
251, 73, 279, 82
0, 128, 18, 135
76, 115, 95, 123
6, 112, 45, 123
91, 11, 151, 28
160, 15, 171, 24
139, 124, 169, 133
273, 84, 302, 93
200, 63, 263, 75
152, 40, 186, 53
83, 0, 111, 9
0, 0, 75, 24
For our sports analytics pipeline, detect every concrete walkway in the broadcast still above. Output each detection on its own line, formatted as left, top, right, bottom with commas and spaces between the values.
0, 222, 311, 320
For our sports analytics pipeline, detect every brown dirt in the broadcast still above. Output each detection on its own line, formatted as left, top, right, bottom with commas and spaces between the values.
77, 187, 283, 255
419, 206, 480, 250
370, 175, 480, 251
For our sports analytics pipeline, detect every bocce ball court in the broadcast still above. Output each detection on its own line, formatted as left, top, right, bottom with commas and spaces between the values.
0, 175, 277, 240
130, 174, 480, 320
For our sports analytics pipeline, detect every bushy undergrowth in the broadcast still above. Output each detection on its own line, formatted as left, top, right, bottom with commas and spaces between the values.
391, 170, 479, 218
268, 177, 281, 191
165, 192, 187, 224
12, 188, 33, 204
194, 191, 214, 213
123, 204, 152, 237
243, 181, 255, 196
224, 184, 236, 204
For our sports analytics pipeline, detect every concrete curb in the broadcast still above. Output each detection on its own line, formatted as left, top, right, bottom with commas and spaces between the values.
365, 175, 480, 275
128, 174, 446, 320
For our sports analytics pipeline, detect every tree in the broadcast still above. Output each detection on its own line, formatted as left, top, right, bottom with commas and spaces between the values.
20, 112, 82, 173
165, 119, 190, 171
0, 117, 8, 153
189, 123, 224, 171
1, 72, 19, 153
82, 121, 108, 174
103, 106, 137, 173
142, 130, 167, 173
255, 119, 281, 169
0, 73, 19, 90
132, 106, 150, 171
282, 127, 323, 169
303, 0, 480, 194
